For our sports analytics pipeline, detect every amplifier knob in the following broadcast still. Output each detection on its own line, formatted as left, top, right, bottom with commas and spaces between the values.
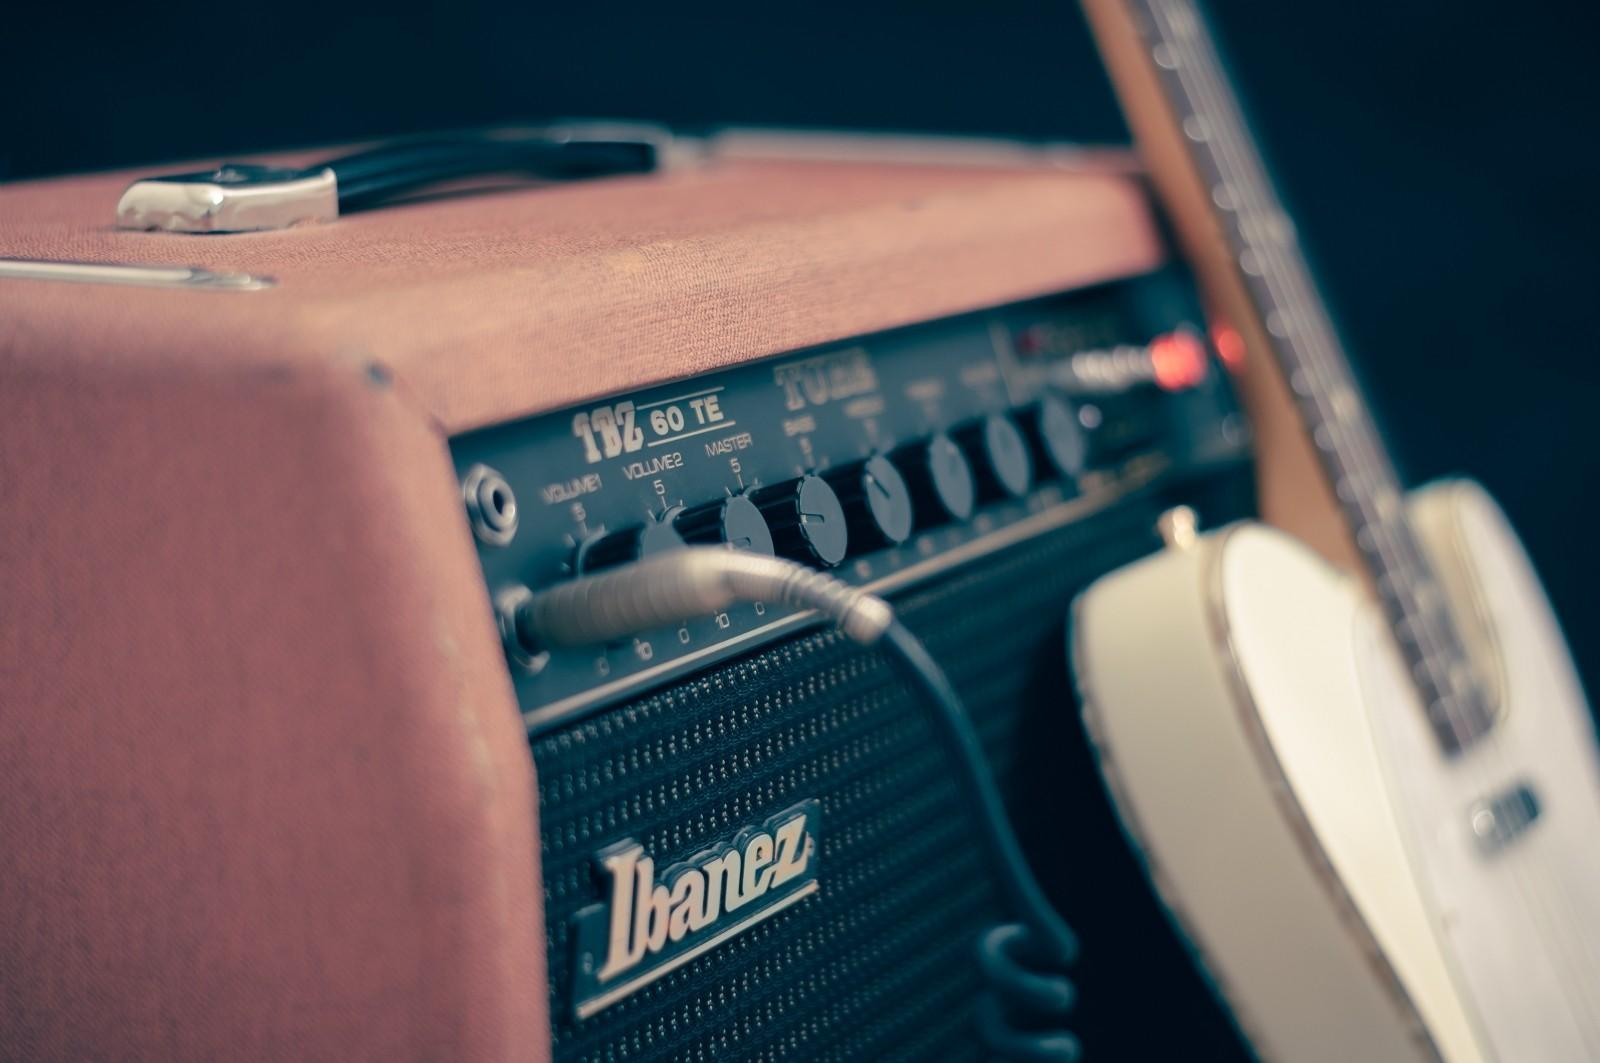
891, 432, 975, 528
950, 414, 1033, 501
1017, 395, 1089, 481
823, 454, 913, 553
674, 492, 776, 556
575, 509, 686, 573
751, 474, 849, 567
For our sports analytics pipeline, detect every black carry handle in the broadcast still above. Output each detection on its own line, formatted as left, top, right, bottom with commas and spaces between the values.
115, 126, 666, 233
329, 133, 659, 210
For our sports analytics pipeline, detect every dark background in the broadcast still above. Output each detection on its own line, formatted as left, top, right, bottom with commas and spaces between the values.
4, 1, 1597, 691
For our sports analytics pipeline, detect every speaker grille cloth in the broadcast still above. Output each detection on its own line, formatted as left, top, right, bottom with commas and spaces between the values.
532, 498, 1166, 1061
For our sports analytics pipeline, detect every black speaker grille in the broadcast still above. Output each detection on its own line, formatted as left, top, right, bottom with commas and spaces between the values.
532, 497, 1168, 1062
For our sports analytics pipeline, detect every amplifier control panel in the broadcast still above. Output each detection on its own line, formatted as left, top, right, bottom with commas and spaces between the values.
450, 270, 1248, 730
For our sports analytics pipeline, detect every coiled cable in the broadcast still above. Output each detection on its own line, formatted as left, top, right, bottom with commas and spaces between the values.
512, 548, 1080, 1061
878, 619, 1079, 1061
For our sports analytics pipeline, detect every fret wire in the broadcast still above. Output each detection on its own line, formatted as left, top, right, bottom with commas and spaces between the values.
1147, 0, 1486, 748
1252, 189, 1471, 707
1168, 46, 1431, 584
1214, 143, 1477, 741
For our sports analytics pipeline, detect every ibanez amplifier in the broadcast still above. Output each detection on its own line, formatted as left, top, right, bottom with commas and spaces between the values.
1, 145, 1253, 1060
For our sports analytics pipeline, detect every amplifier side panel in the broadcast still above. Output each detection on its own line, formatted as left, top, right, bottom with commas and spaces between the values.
0, 359, 548, 1061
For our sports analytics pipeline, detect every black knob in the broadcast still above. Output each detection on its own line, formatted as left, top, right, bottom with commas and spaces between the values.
950, 414, 1033, 501
674, 492, 775, 555
1017, 395, 1089, 481
574, 509, 686, 573
823, 454, 914, 553
891, 432, 975, 528
751, 474, 849, 567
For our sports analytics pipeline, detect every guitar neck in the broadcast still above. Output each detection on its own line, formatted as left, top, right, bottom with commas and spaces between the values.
1082, 0, 1496, 753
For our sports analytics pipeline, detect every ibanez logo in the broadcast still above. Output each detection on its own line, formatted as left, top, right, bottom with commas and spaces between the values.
570, 800, 821, 1019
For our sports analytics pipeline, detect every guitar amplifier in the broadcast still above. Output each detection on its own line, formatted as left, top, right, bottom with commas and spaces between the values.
0, 147, 1253, 1060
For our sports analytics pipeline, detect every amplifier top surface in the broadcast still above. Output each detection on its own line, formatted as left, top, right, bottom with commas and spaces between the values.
0, 153, 1161, 433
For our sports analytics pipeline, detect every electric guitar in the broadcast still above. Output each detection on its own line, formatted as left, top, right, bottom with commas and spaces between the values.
1071, 1, 1600, 1059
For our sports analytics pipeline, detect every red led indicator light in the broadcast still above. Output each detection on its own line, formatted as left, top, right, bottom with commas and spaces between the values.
1210, 323, 1247, 372
1150, 330, 1208, 392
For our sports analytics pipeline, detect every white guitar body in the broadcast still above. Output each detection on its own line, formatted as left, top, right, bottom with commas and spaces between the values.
1072, 479, 1600, 1062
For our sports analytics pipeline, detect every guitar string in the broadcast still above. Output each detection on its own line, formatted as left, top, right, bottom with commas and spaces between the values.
1173, 48, 1480, 751
1161, 0, 1600, 1040
1140, 2, 1557, 1044
1162, 16, 1600, 1043
1149, 1, 1600, 1040
1144, 0, 1480, 751
1197, 26, 1486, 752
1147, 0, 1600, 1045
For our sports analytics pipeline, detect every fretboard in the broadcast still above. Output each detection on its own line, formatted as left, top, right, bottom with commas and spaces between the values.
1116, 0, 1495, 752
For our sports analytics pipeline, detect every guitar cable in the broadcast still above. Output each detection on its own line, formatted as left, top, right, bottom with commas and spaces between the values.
510, 548, 1082, 1062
